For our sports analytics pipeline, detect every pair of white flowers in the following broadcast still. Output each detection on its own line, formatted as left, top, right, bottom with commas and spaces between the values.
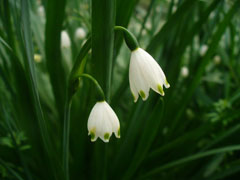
61, 28, 87, 48
88, 47, 170, 142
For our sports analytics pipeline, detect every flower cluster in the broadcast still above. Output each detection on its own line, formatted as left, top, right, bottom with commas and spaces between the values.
81, 26, 170, 142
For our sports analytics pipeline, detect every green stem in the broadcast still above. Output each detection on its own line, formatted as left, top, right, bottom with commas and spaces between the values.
62, 94, 72, 180
114, 26, 139, 51
69, 37, 92, 81
77, 74, 105, 101
63, 73, 105, 180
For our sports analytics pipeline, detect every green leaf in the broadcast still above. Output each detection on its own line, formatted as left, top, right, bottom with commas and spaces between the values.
122, 98, 164, 180
141, 145, 240, 179
45, 0, 67, 118
92, 0, 115, 101
169, 0, 240, 134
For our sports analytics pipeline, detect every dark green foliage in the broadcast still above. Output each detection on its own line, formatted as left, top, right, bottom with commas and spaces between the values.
0, 0, 240, 180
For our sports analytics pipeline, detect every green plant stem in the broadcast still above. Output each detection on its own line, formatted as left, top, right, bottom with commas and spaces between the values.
62, 37, 91, 180
77, 74, 105, 101
114, 26, 139, 51
62, 94, 72, 180
63, 73, 105, 180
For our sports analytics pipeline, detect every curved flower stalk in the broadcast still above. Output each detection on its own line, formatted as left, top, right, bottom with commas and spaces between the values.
114, 26, 170, 102
63, 71, 120, 179
76, 74, 120, 143
88, 101, 120, 142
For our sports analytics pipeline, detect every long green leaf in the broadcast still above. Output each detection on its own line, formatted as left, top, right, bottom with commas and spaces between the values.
45, 0, 67, 119
141, 145, 240, 179
169, 0, 240, 134
122, 99, 164, 180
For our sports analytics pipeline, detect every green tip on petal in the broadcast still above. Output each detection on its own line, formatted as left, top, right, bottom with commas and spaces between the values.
131, 92, 136, 102
117, 128, 121, 138
165, 79, 170, 88
157, 85, 165, 96
90, 131, 95, 141
139, 90, 146, 99
104, 133, 110, 140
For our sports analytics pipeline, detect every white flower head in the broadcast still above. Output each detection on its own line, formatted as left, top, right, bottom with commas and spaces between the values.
61, 31, 71, 48
200, 44, 208, 56
34, 54, 42, 63
87, 101, 120, 143
214, 55, 221, 65
180, 66, 189, 78
38, 6, 45, 17
129, 48, 170, 102
75, 27, 86, 40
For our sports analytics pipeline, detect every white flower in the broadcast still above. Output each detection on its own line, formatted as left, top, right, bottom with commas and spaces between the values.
213, 55, 221, 65
34, 54, 42, 63
180, 66, 189, 78
38, 6, 45, 17
146, 21, 152, 29
87, 101, 120, 142
200, 45, 208, 56
75, 27, 86, 40
129, 48, 170, 102
172, 5, 177, 13
61, 31, 71, 48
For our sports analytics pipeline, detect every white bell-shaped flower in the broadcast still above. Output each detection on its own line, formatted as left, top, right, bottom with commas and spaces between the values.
129, 48, 170, 102
87, 101, 120, 142
75, 27, 86, 40
61, 31, 71, 48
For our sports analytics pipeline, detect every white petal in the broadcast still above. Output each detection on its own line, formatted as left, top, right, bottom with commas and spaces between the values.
130, 49, 150, 100
87, 102, 102, 141
136, 48, 170, 95
104, 102, 120, 138
61, 31, 71, 48
75, 27, 86, 40
129, 65, 139, 102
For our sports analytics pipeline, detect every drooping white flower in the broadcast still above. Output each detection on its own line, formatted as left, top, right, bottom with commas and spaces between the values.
213, 55, 221, 65
38, 6, 45, 17
34, 54, 42, 63
75, 27, 86, 40
129, 48, 170, 102
87, 101, 120, 143
61, 31, 71, 48
180, 66, 189, 78
200, 44, 208, 56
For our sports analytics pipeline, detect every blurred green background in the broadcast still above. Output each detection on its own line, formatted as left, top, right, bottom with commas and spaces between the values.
0, 0, 240, 179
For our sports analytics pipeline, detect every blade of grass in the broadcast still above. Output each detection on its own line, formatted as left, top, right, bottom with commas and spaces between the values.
91, 1, 115, 179
62, 38, 91, 180
45, 0, 67, 120
168, 1, 240, 135
140, 145, 240, 179
137, 0, 156, 41
147, 123, 213, 162
0, 158, 24, 180
92, 0, 115, 101
20, 0, 61, 179
147, 0, 197, 56
122, 98, 164, 180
